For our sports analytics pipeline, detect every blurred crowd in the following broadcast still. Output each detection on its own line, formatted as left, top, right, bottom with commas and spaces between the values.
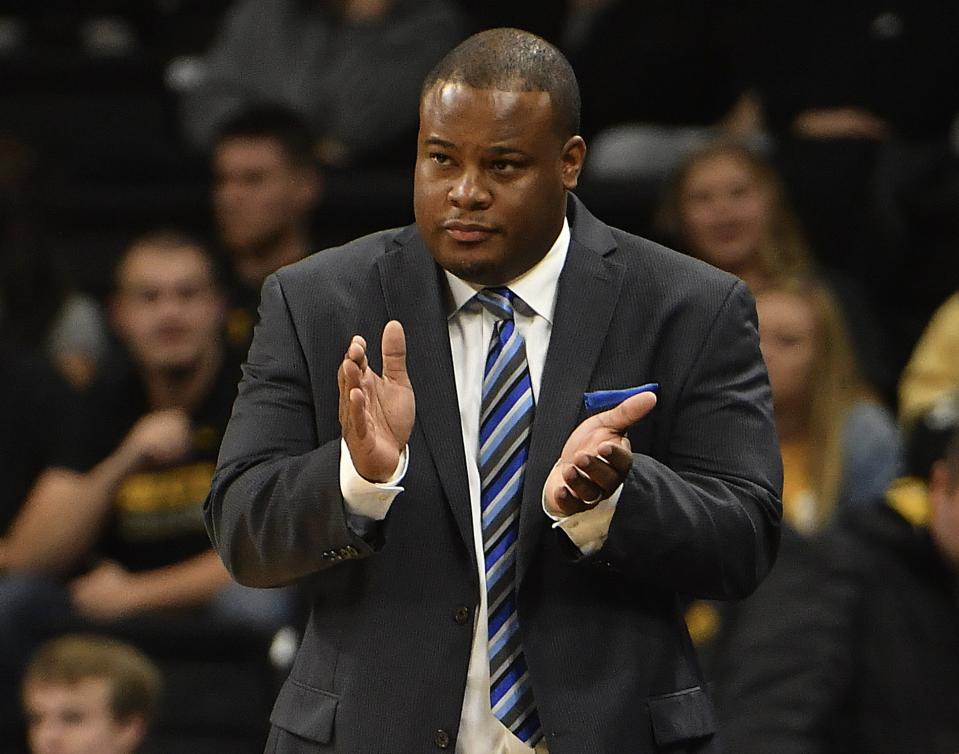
1, 1, 959, 752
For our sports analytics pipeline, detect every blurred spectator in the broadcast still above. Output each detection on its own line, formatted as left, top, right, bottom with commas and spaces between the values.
711, 392, 959, 754
211, 105, 321, 350
656, 140, 810, 293
656, 141, 894, 399
0, 138, 108, 388
756, 277, 899, 532
176, 0, 465, 167
0, 231, 291, 688
22, 634, 161, 754
898, 291, 959, 425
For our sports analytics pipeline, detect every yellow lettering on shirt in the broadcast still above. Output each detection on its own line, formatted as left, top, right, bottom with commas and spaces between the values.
116, 462, 216, 514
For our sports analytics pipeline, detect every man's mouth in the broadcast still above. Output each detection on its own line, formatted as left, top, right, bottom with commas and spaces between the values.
442, 220, 496, 244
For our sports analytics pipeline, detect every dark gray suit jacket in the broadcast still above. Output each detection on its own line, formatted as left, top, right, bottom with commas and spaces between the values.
205, 195, 783, 754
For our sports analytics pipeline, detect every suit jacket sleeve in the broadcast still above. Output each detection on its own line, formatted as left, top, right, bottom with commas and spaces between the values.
204, 273, 371, 587
594, 281, 783, 599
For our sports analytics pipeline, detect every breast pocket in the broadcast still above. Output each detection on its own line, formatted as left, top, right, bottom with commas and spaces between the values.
269, 677, 339, 749
647, 686, 717, 750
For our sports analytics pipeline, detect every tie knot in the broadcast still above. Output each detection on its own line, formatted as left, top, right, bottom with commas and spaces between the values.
476, 287, 516, 321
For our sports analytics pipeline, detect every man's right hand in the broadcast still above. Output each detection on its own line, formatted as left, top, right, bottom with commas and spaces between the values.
338, 320, 414, 482
121, 409, 193, 468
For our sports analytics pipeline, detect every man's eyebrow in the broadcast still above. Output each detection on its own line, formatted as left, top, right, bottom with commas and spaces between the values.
423, 137, 455, 149
487, 145, 527, 157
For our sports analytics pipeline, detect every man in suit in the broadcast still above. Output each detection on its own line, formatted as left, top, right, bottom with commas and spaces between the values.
205, 28, 782, 754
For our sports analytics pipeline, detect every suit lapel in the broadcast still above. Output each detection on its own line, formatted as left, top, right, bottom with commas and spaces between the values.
377, 199, 625, 584
378, 229, 476, 567
518, 197, 624, 587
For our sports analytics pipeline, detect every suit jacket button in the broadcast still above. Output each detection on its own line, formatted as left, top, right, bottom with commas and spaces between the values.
434, 729, 451, 749
453, 606, 469, 625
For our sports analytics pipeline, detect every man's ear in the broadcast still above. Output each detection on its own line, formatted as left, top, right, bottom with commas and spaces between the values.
560, 136, 586, 190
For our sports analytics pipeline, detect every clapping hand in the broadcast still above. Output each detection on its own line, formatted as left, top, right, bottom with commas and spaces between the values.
337, 320, 415, 482
545, 390, 657, 516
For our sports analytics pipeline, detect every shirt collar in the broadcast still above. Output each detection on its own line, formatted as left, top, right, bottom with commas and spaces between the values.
444, 216, 570, 324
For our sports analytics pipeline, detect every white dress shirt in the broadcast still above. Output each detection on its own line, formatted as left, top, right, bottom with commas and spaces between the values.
339, 218, 618, 752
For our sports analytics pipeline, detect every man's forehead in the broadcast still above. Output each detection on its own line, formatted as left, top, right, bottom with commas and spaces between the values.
419, 81, 557, 144
423, 80, 552, 109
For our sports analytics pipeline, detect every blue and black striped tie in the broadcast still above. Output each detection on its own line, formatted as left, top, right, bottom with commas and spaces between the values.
476, 287, 543, 746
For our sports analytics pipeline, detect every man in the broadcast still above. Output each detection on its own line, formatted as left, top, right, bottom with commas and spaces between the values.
22, 634, 162, 754
206, 29, 781, 753
211, 105, 322, 349
712, 392, 959, 754
0, 232, 289, 679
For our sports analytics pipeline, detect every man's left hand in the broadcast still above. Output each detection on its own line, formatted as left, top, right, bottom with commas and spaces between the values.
544, 390, 657, 516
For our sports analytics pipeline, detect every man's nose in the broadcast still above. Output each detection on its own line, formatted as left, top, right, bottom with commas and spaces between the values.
448, 169, 491, 209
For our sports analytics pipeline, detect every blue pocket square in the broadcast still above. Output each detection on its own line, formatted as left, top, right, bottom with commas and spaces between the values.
583, 383, 659, 412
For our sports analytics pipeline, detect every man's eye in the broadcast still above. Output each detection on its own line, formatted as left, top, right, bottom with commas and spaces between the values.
490, 160, 517, 172
429, 153, 451, 165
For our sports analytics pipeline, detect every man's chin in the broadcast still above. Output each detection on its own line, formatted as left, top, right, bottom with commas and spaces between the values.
434, 249, 505, 286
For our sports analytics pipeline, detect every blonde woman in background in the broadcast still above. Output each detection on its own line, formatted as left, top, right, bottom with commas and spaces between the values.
756, 276, 899, 532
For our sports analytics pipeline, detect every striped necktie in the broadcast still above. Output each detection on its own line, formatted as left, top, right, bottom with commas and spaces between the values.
476, 287, 543, 746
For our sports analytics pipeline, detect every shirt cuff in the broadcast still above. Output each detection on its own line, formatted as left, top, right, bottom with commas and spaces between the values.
543, 485, 621, 556
339, 439, 408, 522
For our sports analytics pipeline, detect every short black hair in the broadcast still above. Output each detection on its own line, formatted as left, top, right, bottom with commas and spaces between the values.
421, 27, 581, 138
215, 104, 316, 169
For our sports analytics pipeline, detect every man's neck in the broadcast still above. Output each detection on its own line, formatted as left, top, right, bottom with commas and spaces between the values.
142, 345, 222, 412
234, 230, 308, 290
